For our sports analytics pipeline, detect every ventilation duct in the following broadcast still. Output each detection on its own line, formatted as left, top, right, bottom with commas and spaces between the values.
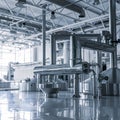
15, 0, 26, 8
46, 0, 85, 17
16, 0, 26, 4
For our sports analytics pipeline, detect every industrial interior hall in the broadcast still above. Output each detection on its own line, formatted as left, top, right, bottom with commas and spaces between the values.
0, 0, 120, 120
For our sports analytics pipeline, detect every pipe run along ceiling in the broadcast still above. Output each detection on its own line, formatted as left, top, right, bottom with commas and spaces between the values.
46, 0, 85, 17
0, 0, 119, 48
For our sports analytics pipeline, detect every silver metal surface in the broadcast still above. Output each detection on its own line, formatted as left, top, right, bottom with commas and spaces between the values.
50, 34, 56, 65
42, 5, 46, 66
73, 74, 80, 98
39, 83, 59, 98
34, 64, 83, 75
46, 0, 85, 15
19, 82, 37, 92
109, 0, 117, 84
100, 68, 120, 95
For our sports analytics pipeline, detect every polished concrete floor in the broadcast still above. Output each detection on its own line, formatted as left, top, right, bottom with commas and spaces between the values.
0, 91, 120, 120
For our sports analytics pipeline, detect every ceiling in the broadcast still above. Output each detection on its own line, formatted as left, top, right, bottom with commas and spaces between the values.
0, 0, 119, 48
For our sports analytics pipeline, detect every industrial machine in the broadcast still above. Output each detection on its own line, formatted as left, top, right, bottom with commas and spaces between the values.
19, 75, 38, 92
99, 68, 120, 96
33, 32, 117, 98
34, 64, 83, 98
4, 62, 19, 81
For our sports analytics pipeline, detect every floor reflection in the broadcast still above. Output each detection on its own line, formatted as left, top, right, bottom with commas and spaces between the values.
0, 91, 120, 120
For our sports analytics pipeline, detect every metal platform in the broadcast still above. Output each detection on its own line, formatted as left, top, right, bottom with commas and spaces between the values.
34, 64, 83, 75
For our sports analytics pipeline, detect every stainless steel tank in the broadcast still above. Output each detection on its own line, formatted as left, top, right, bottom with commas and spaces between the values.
39, 83, 59, 97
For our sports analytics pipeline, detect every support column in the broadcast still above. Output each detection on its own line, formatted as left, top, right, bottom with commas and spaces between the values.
70, 35, 82, 67
76, 37, 82, 64
93, 71, 97, 98
8, 62, 12, 81
70, 35, 75, 67
74, 99, 80, 120
97, 35, 102, 73
36, 73, 40, 91
42, 5, 46, 65
110, 53, 112, 68
50, 34, 56, 64
63, 41, 70, 64
109, 0, 117, 83
70, 36, 74, 67
73, 74, 80, 98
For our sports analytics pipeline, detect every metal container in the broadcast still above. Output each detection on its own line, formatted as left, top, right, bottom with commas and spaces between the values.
19, 82, 36, 92
39, 83, 59, 98
101, 83, 120, 96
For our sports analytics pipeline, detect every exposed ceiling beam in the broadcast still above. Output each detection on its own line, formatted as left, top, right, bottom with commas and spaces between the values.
26, 1, 81, 22
24, 10, 120, 40
0, 15, 42, 32
69, 0, 106, 15
24, 15, 108, 39
0, 7, 52, 29
0, 20, 36, 35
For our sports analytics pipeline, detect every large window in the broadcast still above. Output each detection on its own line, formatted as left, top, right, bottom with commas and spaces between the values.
15, 48, 31, 63
0, 46, 31, 79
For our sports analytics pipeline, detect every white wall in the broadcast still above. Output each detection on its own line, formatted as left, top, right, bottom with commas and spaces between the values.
14, 63, 40, 82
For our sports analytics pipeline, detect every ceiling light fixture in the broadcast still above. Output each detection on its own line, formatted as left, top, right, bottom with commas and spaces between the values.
79, 13, 85, 18
50, 11, 56, 19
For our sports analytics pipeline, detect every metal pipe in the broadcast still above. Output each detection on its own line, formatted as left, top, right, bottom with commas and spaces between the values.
109, 0, 117, 83
63, 41, 70, 64
25, 14, 109, 39
109, 0, 117, 46
24, 10, 120, 40
73, 73, 80, 98
8, 62, 12, 81
71, 0, 105, 15
27, 1, 82, 21
70, 35, 74, 67
93, 71, 96, 98
42, 5, 46, 65
50, 34, 56, 64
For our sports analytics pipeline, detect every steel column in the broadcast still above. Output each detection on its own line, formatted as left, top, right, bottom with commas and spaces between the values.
70, 35, 74, 67
50, 34, 56, 64
8, 62, 12, 81
93, 71, 97, 98
42, 5, 46, 65
109, 0, 117, 83
73, 74, 80, 98
63, 41, 70, 64
76, 37, 82, 64
74, 99, 80, 120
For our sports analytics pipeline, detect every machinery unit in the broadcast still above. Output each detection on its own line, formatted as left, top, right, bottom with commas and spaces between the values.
19, 79, 37, 92
33, 33, 117, 98
100, 68, 120, 96
82, 62, 91, 74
